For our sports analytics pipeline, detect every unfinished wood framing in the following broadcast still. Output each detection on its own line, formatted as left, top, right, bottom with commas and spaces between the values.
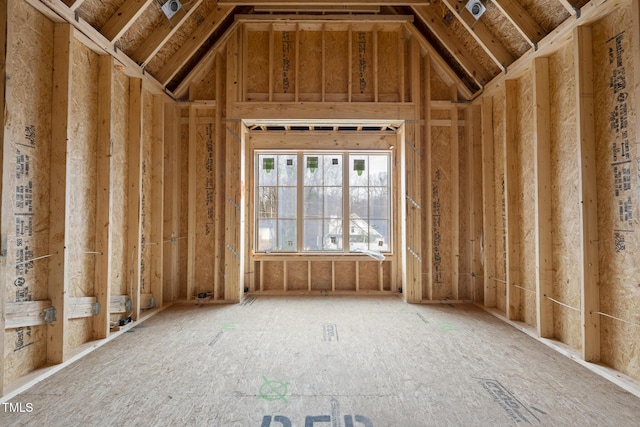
3, 0, 640, 403
574, 25, 600, 363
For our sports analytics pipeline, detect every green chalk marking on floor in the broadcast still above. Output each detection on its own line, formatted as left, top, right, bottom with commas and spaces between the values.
222, 323, 237, 331
438, 322, 457, 331
258, 376, 289, 403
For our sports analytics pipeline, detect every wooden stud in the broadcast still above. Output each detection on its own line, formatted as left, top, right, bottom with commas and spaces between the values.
557, 0, 578, 15
150, 95, 164, 307
100, 0, 153, 43
399, 30, 405, 102
94, 55, 114, 339
187, 103, 196, 300
373, 25, 378, 103
532, 57, 554, 338
295, 23, 300, 102
423, 54, 433, 301
127, 77, 143, 321
348, 25, 353, 102
633, 0, 640, 187
0, 0, 12, 394
355, 261, 360, 292
163, 102, 179, 303
504, 79, 521, 321
574, 25, 600, 362
451, 101, 460, 300
321, 24, 326, 102
481, 96, 497, 308
214, 53, 224, 299
48, 23, 74, 363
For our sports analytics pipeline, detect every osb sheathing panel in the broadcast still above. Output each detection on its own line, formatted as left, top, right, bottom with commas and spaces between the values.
193, 62, 217, 100
111, 71, 131, 298
179, 122, 189, 298
118, 1, 165, 55
324, 31, 348, 97
140, 90, 154, 295
431, 0, 500, 78
351, 31, 374, 101
430, 63, 451, 101
492, 86, 507, 313
520, 0, 570, 32
145, 1, 218, 76
358, 261, 379, 291
592, 6, 640, 381
287, 261, 308, 291
515, 75, 536, 328
272, 30, 297, 99
3, 0, 54, 385
67, 38, 99, 352
263, 261, 284, 291
334, 261, 356, 291
480, 2, 530, 59
378, 31, 400, 101
549, 41, 581, 349
431, 126, 452, 299
77, 0, 124, 30
295, 30, 321, 100
246, 31, 270, 98
310, 261, 332, 291
195, 120, 216, 295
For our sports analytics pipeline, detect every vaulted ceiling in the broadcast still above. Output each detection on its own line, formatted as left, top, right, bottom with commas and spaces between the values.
42, 0, 591, 98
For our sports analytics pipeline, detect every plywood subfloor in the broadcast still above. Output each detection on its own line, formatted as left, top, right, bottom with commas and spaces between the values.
2, 296, 640, 426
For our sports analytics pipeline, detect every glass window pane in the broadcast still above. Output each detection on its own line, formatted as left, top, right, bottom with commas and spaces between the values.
278, 219, 297, 251
369, 220, 389, 251
324, 155, 343, 186
257, 219, 276, 251
324, 187, 342, 217
369, 187, 388, 219
304, 155, 322, 186
349, 217, 369, 252
258, 187, 277, 219
258, 155, 277, 186
278, 187, 297, 218
349, 155, 368, 186
325, 219, 343, 250
349, 187, 368, 218
278, 155, 297, 186
303, 219, 323, 251
368, 155, 388, 186
304, 187, 322, 218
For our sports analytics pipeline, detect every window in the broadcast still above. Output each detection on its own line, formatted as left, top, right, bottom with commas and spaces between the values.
255, 151, 391, 254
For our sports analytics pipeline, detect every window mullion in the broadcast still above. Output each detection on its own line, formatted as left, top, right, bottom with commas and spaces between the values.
297, 151, 303, 252
343, 152, 349, 253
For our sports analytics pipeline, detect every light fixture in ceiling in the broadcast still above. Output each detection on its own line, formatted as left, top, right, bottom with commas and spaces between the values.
161, 0, 182, 20
465, 0, 486, 20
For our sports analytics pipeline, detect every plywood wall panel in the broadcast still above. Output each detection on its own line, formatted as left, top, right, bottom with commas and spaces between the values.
247, 30, 269, 99
272, 30, 297, 100
592, 5, 640, 381
263, 261, 284, 291
139, 90, 154, 298
194, 119, 216, 295
178, 121, 189, 298
334, 261, 356, 291
358, 261, 379, 291
378, 30, 400, 101
516, 74, 537, 328
287, 261, 308, 291
431, 126, 452, 299
298, 29, 322, 101
457, 123, 470, 300
310, 261, 332, 291
549, 40, 581, 349
351, 31, 374, 102
3, 1, 54, 384
324, 31, 348, 98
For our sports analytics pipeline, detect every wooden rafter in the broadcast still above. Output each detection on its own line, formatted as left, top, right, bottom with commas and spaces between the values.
557, 0, 578, 15
132, 0, 205, 67
100, 0, 154, 43
219, 0, 426, 4
412, 5, 491, 86
156, 5, 235, 85
439, 0, 514, 71
490, 0, 546, 47
65, 0, 86, 10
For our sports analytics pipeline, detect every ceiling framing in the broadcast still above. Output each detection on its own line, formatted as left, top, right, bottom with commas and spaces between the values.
35, 0, 592, 98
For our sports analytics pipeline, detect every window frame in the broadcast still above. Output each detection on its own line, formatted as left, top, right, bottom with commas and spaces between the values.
254, 149, 393, 255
